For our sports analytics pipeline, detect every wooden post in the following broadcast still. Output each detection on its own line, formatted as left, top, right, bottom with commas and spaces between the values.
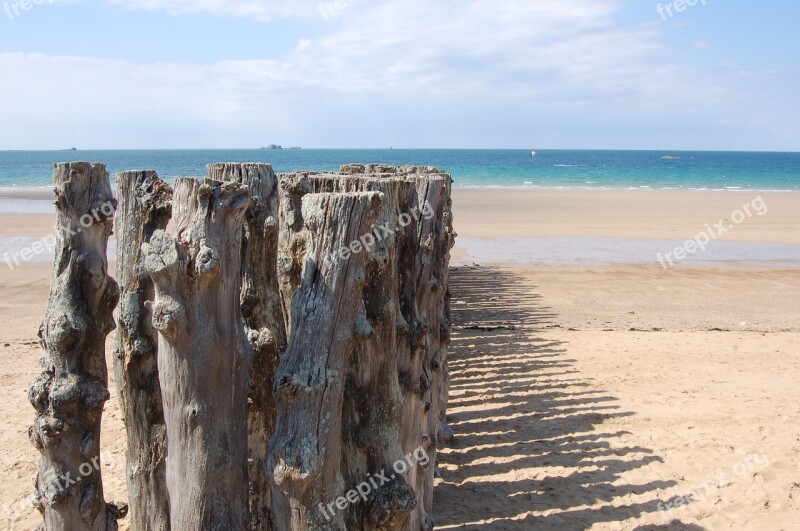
113, 170, 172, 531
409, 173, 455, 530
28, 162, 126, 530
340, 167, 457, 531
143, 178, 252, 530
337, 179, 419, 530
207, 163, 287, 530
268, 191, 384, 530
275, 167, 454, 530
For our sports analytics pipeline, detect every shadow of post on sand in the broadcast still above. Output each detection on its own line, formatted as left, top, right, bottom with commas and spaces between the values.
434, 266, 694, 530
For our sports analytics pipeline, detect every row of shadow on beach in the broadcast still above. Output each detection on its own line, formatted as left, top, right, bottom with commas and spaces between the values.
434, 266, 705, 530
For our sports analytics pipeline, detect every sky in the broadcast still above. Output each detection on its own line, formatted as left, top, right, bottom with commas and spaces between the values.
0, 0, 798, 150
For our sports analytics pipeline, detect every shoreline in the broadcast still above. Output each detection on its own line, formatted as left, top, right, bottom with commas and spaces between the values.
3, 188, 800, 268
0, 188, 54, 200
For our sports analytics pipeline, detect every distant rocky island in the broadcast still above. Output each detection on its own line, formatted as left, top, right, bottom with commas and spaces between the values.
260, 145, 302, 150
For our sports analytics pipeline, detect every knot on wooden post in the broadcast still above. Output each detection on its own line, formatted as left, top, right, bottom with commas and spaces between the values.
146, 298, 184, 337
143, 231, 179, 277
247, 326, 276, 352
194, 245, 220, 277
46, 314, 81, 352
367, 475, 417, 527
271, 451, 317, 489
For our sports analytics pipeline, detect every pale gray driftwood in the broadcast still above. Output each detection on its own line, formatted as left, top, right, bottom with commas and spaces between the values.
268, 191, 384, 530
143, 178, 252, 530
28, 162, 126, 530
338, 165, 456, 531
275, 166, 454, 531
208, 163, 287, 530
113, 170, 172, 531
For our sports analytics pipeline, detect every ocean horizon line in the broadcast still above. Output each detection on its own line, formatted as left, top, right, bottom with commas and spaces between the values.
3, 148, 800, 154
2, 149, 797, 195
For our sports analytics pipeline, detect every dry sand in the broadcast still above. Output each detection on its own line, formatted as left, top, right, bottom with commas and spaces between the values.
2, 189, 799, 530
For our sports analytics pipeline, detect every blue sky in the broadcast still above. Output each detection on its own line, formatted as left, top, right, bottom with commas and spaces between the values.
0, 0, 797, 150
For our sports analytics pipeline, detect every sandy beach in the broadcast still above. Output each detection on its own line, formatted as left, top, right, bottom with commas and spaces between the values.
2, 189, 799, 529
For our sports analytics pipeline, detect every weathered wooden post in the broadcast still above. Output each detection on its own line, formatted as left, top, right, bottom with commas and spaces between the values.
336, 178, 419, 530
268, 190, 384, 530
409, 172, 455, 529
207, 163, 287, 530
27, 159, 453, 531
28, 162, 126, 530
113, 170, 173, 531
143, 178, 252, 530
338, 165, 456, 531
274, 166, 454, 531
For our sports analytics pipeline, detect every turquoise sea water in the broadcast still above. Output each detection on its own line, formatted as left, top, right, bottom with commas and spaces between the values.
3, 149, 799, 267
1, 149, 798, 192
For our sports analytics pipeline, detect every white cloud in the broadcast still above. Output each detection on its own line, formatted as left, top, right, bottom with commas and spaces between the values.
0, 0, 795, 149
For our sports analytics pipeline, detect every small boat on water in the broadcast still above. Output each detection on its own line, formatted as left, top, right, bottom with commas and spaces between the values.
530, 150, 537, 157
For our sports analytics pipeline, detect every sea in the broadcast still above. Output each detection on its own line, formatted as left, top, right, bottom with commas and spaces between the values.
2, 149, 799, 267
1, 149, 798, 192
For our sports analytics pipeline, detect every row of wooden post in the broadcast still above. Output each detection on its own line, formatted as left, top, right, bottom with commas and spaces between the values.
28, 162, 455, 530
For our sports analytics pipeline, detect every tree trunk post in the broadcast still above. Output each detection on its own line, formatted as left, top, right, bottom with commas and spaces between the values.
142, 178, 252, 530
338, 179, 419, 530
28, 162, 126, 530
276, 166, 455, 531
113, 170, 173, 531
207, 163, 287, 530
405, 172, 455, 530
268, 191, 384, 530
